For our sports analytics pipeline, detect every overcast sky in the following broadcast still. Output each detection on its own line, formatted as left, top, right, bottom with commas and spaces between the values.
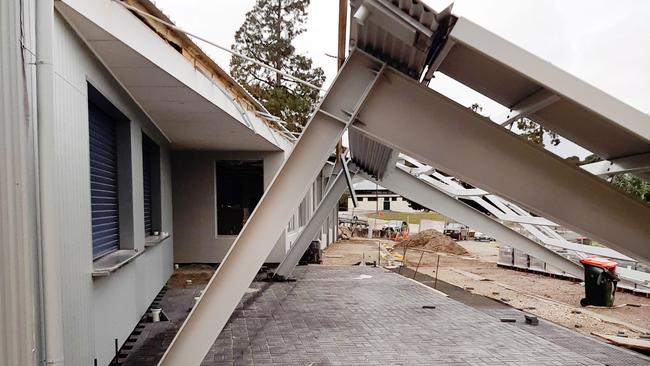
153, 0, 650, 158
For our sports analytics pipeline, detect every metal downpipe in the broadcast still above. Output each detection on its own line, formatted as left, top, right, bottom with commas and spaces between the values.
36, 0, 65, 364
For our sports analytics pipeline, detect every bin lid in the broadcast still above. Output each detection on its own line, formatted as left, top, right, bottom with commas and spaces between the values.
580, 257, 617, 270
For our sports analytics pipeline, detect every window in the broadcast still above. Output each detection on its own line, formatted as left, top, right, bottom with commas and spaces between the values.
142, 133, 160, 236
368, 197, 377, 202
216, 160, 263, 235
88, 84, 131, 259
391, 197, 398, 201
89, 101, 119, 258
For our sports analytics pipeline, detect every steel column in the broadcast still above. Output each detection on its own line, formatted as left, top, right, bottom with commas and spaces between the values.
274, 170, 349, 279
159, 52, 385, 366
351, 55, 650, 264
363, 165, 583, 278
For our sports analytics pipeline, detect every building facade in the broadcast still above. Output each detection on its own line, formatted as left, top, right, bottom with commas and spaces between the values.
0, 0, 336, 365
346, 179, 418, 212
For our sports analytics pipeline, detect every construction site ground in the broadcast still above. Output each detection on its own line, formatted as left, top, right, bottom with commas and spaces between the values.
122, 263, 650, 365
323, 237, 650, 344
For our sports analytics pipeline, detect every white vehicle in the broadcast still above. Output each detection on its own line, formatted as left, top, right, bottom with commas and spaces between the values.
474, 232, 495, 242
382, 220, 402, 232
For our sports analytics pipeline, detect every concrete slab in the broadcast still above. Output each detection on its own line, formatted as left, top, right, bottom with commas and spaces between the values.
124, 266, 650, 365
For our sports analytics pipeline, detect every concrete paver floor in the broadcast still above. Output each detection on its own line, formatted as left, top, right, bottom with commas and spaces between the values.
123, 266, 650, 365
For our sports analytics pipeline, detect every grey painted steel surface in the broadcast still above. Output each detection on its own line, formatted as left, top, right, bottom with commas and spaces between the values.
274, 170, 349, 279
361, 164, 583, 278
37, 0, 66, 364
395, 156, 649, 289
352, 3, 650, 162
159, 52, 386, 365
349, 51, 650, 265
440, 17, 650, 160
581, 152, 650, 176
1, 0, 41, 364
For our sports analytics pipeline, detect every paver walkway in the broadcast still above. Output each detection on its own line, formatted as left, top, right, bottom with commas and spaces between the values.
123, 266, 650, 365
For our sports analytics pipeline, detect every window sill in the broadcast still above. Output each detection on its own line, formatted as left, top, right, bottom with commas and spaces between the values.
145, 232, 170, 248
92, 249, 143, 277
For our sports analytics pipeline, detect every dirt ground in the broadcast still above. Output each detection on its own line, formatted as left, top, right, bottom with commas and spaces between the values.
322, 238, 393, 266
167, 264, 216, 288
394, 229, 469, 256
324, 238, 650, 339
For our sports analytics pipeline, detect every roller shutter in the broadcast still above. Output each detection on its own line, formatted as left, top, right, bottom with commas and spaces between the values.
89, 102, 119, 258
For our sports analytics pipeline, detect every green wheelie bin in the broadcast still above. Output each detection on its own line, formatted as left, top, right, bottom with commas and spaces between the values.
579, 257, 619, 307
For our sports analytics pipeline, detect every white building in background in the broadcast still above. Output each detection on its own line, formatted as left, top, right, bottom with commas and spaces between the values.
346, 179, 419, 212
0, 0, 337, 365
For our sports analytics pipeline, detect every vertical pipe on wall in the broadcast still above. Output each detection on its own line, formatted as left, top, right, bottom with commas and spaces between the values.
36, 0, 65, 364
1, 0, 40, 364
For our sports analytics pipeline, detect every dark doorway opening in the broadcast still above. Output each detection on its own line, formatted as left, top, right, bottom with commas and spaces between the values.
216, 160, 263, 235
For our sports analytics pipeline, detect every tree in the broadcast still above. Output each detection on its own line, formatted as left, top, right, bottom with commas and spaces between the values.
230, 0, 325, 132
611, 173, 650, 202
515, 117, 560, 147
566, 154, 649, 202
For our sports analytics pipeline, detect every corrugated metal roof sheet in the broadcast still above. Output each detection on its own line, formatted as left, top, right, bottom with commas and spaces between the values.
349, 129, 393, 179
350, 0, 444, 79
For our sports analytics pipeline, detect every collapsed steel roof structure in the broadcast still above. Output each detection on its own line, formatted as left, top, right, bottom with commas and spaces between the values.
160, 1, 650, 364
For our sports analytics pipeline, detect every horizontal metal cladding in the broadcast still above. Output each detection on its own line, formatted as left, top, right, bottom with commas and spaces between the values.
350, 0, 439, 78
349, 130, 393, 180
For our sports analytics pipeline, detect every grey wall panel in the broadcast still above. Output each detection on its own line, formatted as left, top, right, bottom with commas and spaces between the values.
93, 240, 172, 365
52, 12, 173, 365
0, 0, 40, 365
172, 150, 288, 263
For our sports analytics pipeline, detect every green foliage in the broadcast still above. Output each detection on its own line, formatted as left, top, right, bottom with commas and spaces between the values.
469, 103, 559, 147
566, 154, 649, 202
230, 0, 325, 132
516, 117, 560, 147
565, 153, 602, 166
611, 173, 650, 201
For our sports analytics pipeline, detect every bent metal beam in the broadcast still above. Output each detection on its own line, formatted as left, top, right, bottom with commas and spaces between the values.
360, 162, 583, 278
158, 52, 385, 366
350, 52, 650, 264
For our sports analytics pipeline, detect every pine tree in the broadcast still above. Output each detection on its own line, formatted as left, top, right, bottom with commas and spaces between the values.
230, 0, 325, 132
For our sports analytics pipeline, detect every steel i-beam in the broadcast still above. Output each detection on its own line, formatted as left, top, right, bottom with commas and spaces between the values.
158, 52, 385, 366
362, 163, 583, 278
274, 169, 350, 279
350, 51, 650, 264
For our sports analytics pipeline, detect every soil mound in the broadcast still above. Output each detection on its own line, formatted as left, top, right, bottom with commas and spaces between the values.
395, 229, 469, 256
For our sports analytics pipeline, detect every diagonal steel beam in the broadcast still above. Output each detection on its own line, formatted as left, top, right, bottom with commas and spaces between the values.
359, 162, 582, 278
496, 89, 560, 127
350, 52, 650, 264
158, 51, 385, 366
273, 169, 349, 279
581, 152, 650, 177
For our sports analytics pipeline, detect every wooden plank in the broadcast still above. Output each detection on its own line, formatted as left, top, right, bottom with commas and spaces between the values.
592, 333, 650, 352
